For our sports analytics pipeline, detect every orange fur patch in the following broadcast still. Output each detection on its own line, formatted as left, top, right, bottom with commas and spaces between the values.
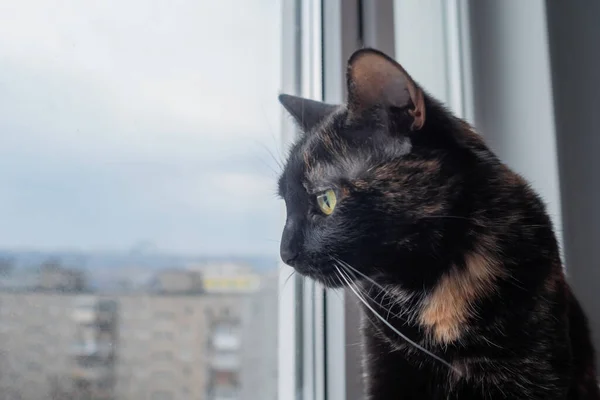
419, 250, 503, 344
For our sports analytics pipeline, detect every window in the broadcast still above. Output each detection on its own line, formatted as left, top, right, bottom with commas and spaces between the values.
0, 1, 281, 400
154, 311, 175, 320
5, 2, 595, 400
151, 351, 174, 362
153, 331, 174, 340
26, 361, 42, 372
150, 391, 174, 400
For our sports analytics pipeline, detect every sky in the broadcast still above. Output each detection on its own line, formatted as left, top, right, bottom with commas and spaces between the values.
0, 0, 284, 256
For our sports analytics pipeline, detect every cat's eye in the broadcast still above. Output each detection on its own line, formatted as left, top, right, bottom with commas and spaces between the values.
316, 189, 337, 215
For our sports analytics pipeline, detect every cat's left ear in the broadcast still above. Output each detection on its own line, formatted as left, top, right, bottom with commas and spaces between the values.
346, 48, 425, 130
278, 94, 338, 133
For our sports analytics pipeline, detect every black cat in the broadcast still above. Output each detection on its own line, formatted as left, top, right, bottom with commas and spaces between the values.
277, 48, 600, 399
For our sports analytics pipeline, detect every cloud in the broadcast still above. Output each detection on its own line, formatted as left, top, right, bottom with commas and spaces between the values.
0, 0, 284, 256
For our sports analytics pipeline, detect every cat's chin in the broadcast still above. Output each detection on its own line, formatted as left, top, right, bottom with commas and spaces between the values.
290, 263, 353, 288
310, 272, 349, 288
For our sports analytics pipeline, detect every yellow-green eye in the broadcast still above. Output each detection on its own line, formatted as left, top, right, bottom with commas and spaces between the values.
316, 189, 337, 215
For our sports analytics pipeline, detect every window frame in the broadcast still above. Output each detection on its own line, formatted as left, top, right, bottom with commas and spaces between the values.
277, 1, 318, 400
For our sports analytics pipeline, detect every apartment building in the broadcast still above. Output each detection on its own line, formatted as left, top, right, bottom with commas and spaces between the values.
239, 271, 278, 400
115, 294, 243, 400
0, 294, 118, 400
0, 267, 277, 400
38, 263, 87, 293
71, 296, 118, 399
0, 293, 74, 400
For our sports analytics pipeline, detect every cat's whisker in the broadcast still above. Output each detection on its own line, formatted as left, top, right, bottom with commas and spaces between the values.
334, 259, 409, 320
480, 335, 503, 349
258, 101, 286, 165
281, 270, 296, 292
336, 259, 389, 293
333, 264, 460, 375
252, 149, 282, 176
334, 260, 383, 304
330, 287, 344, 302
333, 261, 392, 317
337, 262, 434, 340
340, 262, 398, 321
251, 138, 284, 172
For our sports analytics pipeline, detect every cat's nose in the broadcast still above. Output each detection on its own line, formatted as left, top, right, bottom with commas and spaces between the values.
280, 217, 302, 266
280, 246, 298, 265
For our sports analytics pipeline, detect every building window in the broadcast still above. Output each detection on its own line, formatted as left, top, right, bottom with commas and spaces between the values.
151, 351, 174, 361
150, 391, 174, 400
154, 311, 175, 320
153, 331, 174, 340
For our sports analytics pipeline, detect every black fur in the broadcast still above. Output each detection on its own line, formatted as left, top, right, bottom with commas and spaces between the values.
278, 48, 599, 399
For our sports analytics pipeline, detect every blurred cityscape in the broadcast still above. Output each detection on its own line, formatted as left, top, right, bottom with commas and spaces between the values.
0, 250, 278, 400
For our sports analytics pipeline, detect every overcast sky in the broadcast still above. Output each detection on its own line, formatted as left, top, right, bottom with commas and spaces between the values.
0, 0, 283, 256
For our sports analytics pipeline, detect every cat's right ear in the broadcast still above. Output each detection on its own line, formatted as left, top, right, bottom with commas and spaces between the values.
278, 94, 338, 133
346, 48, 425, 130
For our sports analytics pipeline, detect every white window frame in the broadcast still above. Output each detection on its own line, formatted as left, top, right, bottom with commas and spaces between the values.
278, 1, 324, 400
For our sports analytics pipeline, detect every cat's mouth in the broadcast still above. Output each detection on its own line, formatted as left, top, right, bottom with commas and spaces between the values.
286, 259, 357, 289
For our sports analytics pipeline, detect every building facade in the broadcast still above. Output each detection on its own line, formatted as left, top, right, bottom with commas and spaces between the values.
0, 269, 277, 400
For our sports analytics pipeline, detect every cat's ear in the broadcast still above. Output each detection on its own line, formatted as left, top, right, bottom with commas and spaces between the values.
278, 94, 338, 133
346, 48, 425, 130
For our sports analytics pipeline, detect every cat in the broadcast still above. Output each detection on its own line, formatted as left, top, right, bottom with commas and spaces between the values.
277, 48, 600, 399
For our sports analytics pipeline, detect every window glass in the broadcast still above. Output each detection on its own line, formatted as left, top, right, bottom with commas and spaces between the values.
0, 1, 281, 399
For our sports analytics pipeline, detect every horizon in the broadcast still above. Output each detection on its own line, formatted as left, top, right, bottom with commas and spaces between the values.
0, 245, 280, 260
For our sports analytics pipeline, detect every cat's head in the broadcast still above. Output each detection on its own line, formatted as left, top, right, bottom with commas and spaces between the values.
278, 48, 489, 289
